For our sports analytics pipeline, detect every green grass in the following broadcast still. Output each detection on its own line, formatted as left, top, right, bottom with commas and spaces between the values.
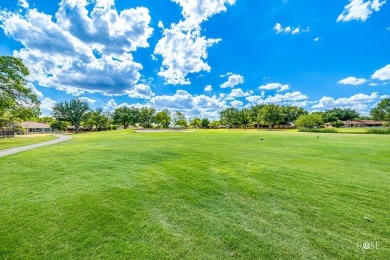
0, 130, 389, 259
366, 128, 390, 134
298, 128, 338, 133
0, 135, 57, 150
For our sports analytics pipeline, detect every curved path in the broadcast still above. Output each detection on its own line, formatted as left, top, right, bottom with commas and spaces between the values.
0, 135, 72, 158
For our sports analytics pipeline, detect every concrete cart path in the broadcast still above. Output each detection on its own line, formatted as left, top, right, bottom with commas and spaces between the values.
0, 135, 72, 158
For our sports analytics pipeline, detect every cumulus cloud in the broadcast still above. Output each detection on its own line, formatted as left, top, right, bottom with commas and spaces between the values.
150, 90, 227, 119
230, 100, 243, 108
78, 97, 96, 105
273, 23, 310, 35
220, 73, 244, 88
204, 85, 213, 92
372, 64, 390, 80
27, 83, 43, 98
338, 76, 367, 85
126, 84, 155, 99
226, 88, 251, 99
246, 91, 309, 107
40, 97, 56, 112
337, 0, 386, 22
154, 0, 235, 85
0, 0, 153, 96
312, 92, 389, 114
259, 83, 289, 92
104, 99, 117, 111
18, 0, 29, 9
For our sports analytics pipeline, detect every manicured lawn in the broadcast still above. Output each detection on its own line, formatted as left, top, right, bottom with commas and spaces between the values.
0, 135, 57, 150
0, 130, 389, 259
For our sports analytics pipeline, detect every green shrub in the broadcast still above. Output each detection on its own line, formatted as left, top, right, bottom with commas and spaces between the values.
383, 122, 389, 127
366, 128, 390, 134
298, 128, 337, 133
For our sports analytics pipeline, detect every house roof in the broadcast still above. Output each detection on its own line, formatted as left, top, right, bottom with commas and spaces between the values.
20, 122, 51, 129
343, 120, 385, 125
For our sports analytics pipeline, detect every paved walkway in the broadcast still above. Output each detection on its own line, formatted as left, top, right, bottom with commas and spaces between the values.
0, 135, 72, 158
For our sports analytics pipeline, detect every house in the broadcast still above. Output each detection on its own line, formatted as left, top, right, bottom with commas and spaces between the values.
20, 122, 53, 134
342, 120, 385, 128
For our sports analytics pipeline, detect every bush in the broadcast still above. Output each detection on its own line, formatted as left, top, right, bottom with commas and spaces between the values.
383, 122, 389, 127
298, 128, 337, 133
366, 128, 390, 134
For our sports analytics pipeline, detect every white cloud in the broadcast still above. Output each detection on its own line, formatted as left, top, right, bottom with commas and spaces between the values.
0, 1, 153, 96
154, 0, 235, 85
230, 100, 243, 108
314, 37, 321, 42
273, 23, 310, 35
246, 91, 309, 107
227, 88, 250, 99
204, 85, 213, 92
18, 0, 29, 9
27, 83, 43, 98
312, 92, 389, 114
372, 64, 390, 80
369, 83, 379, 86
78, 97, 96, 105
259, 83, 289, 92
150, 90, 227, 119
220, 73, 244, 88
338, 76, 367, 85
337, 0, 386, 22
40, 98, 56, 112
154, 26, 220, 85
104, 99, 117, 111
126, 84, 155, 99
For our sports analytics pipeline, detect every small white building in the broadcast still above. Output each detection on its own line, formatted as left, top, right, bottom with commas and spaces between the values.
20, 122, 53, 134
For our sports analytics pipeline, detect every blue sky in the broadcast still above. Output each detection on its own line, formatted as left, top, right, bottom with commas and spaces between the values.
0, 0, 389, 118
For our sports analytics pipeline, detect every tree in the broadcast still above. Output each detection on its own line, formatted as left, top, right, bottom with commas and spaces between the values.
370, 98, 390, 122
154, 109, 171, 128
294, 113, 324, 130
282, 106, 307, 128
190, 117, 202, 128
52, 99, 90, 133
209, 120, 221, 129
322, 108, 359, 123
51, 120, 69, 132
239, 108, 252, 129
171, 111, 187, 127
260, 104, 284, 130
83, 108, 110, 131
201, 118, 210, 129
251, 104, 265, 130
0, 56, 40, 128
112, 106, 139, 129
220, 107, 239, 130
139, 107, 156, 128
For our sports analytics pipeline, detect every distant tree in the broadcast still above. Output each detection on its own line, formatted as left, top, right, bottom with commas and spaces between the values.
171, 111, 187, 127
220, 107, 239, 130
113, 106, 139, 129
139, 107, 156, 128
331, 120, 344, 128
282, 106, 307, 128
52, 99, 90, 133
0, 56, 40, 128
190, 117, 202, 128
322, 108, 359, 122
294, 113, 324, 130
83, 108, 109, 131
37, 116, 55, 125
201, 118, 210, 129
209, 120, 221, 129
239, 108, 252, 129
154, 109, 171, 128
370, 98, 390, 122
51, 120, 69, 132
260, 104, 284, 130
251, 104, 265, 130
